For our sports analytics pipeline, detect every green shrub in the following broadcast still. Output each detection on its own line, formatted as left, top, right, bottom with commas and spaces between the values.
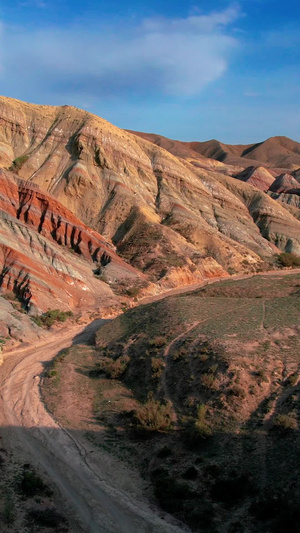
194, 404, 212, 438
97, 355, 130, 379
228, 385, 247, 399
273, 413, 297, 431
278, 253, 300, 268
94, 272, 108, 283
26, 508, 67, 529
156, 446, 172, 459
17, 466, 52, 498
45, 350, 69, 378
201, 373, 216, 389
3, 494, 15, 525
182, 466, 198, 480
1, 291, 17, 301
134, 395, 173, 432
287, 373, 298, 386
149, 336, 167, 348
9, 154, 29, 172
152, 469, 194, 513
151, 357, 165, 379
32, 309, 73, 328
126, 286, 141, 297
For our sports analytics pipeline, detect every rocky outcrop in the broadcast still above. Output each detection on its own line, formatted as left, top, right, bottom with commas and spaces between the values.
0, 296, 47, 352
234, 166, 275, 192
0, 169, 141, 312
269, 173, 300, 194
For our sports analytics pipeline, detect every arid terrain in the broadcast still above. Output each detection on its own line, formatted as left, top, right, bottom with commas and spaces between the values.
0, 96, 299, 532
41, 271, 300, 532
0, 96, 300, 321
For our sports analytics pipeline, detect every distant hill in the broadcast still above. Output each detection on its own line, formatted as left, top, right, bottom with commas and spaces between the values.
130, 131, 300, 170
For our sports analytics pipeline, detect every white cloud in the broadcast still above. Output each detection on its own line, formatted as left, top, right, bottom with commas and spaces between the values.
0, 5, 240, 100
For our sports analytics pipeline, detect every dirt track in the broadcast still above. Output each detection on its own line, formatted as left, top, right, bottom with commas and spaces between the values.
1, 268, 299, 532
0, 321, 186, 532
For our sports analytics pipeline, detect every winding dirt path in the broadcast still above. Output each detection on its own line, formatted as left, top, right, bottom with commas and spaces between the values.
0, 321, 186, 533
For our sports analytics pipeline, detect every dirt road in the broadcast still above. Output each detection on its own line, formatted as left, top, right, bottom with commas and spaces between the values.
0, 321, 186, 533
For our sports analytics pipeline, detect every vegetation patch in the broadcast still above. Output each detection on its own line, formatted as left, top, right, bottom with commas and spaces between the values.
133, 395, 173, 433
32, 309, 73, 328
9, 154, 29, 172
17, 465, 53, 498
277, 252, 300, 268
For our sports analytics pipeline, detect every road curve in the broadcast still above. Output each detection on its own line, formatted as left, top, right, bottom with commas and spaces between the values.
0, 321, 186, 533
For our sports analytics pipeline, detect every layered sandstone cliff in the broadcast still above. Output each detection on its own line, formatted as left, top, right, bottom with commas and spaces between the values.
0, 96, 299, 301
0, 169, 140, 312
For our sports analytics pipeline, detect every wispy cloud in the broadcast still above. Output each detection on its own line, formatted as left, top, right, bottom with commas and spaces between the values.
0, 5, 240, 101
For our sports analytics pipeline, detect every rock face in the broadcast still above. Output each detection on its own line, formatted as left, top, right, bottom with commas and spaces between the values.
0, 96, 300, 305
0, 296, 47, 353
234, 166, 275, 192
0, 169, 140, 312
269, 173, 300, 194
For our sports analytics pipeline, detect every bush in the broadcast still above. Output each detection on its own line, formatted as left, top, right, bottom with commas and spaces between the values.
273, 413, 297, 431
182, 466, 198, 480
149, 336, 167, 348
97, 355, 130, 379
151, 357, 165, 379
134, 395, 173, 432
3, 494, 14, 525
17, 466, 52, 498
32, 309, 73, 328
201, 372, 216, 389
126, 286, 141, 297
9, 154, 29, 172
26, 508, 67, 529
194, 404, 212, 438
156, 446, 172, 458
211, 474, 251, 506
1, 291, 17, 301
45, 349, 69, 379
152, 470, 195, 513
278, 253, 300, 268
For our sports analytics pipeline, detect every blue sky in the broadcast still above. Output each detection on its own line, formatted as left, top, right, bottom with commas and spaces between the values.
0, 0, 299, 143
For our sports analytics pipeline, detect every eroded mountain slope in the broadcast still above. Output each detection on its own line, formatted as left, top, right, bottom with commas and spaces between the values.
0, 169, 140, 313
1, 96, 299, 288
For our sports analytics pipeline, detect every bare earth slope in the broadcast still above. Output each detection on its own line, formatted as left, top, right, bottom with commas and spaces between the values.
131, 131, 300, 171
1, 96, 300, 295
0, 168, 141, 313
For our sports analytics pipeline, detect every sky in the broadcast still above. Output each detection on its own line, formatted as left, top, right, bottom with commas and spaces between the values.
0, 0, 299, 143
